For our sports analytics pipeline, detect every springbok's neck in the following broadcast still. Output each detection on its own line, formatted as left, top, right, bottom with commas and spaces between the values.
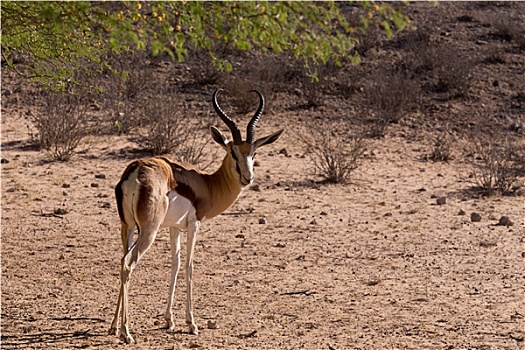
203, 157, 243, 219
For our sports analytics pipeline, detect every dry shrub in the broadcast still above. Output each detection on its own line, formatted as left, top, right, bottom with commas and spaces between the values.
425, 131, 454, 162
219, 54, 293, 113
102, 53, 156, 134
138, 93, 185, 154
335, 68, 365, 99
295, 59, 342, 108
298, 121, 368, 184
187, 49, 223, 86
434, 49, 473, 98
220, 77, 265, 115
31, 93, 92, 161
484, 13, 524, 42
401, 31, 473, 99
363, 69, 420, 138
137, 93, 216, 169
467, 134, 525, 195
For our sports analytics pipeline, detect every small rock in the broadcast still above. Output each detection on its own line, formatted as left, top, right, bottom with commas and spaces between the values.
250, 184, 261, 192
90, 183, 99, 188
54, 208, 69, 215
62, 183, 71, 188
436, 197, 447, 205
235, 234, 245, 239
509, 121, 523, 133
1, 158, 10, 164
471, 212, 482, 222
279, 148, 289, 156
253, 160, 261, 167
63, 191, 69, 196
207, 320, 218, 329
100, 202, 111, 209
320, 211, 328, 216
310, 219, 317, 225
497, 216, 514, 227
258, 218, 267, 224
458, 209, 466, 215
95, 174, 106, 179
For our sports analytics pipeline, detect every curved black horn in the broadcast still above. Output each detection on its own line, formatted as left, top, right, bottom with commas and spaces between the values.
246, 90, 265, 144
212, 89, 241, 144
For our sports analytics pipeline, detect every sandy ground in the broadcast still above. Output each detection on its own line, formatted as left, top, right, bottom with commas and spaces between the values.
2, 2, 525, 348
1, 105, 524, 350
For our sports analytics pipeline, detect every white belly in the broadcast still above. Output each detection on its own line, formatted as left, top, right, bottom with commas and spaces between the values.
161, 191, 196, 229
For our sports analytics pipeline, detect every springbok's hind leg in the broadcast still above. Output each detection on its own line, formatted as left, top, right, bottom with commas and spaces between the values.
109, 224, 135, 336
118, 222, 161, 344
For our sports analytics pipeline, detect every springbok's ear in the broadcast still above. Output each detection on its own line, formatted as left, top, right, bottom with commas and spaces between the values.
253, 129, 285, 149
210, 126, 229, 149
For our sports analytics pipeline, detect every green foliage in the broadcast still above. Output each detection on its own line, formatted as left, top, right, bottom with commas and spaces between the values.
1, 1, 410, 87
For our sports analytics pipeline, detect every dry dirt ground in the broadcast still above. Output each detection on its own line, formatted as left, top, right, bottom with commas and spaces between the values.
2, 2, 525, 350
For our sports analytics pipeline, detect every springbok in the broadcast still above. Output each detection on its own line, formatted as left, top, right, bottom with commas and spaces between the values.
109, 89, 284, 344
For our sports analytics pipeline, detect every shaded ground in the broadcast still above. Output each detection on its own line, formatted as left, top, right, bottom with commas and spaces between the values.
2, 2, 524, 350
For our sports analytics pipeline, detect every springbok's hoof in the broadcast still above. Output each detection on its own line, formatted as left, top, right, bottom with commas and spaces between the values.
165, 319, 175, 332
188, 323, 199, 335
120, 330, 135, 344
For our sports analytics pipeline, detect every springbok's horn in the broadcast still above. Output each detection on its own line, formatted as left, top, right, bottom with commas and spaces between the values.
246, 90, 264, 144
212, 89, 241, 144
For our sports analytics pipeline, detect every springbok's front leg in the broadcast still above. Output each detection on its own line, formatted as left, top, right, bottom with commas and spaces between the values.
164, 227, 182, 330
185, 218, 200, 334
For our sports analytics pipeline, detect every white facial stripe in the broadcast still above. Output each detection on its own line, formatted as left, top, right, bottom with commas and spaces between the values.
232, 145, 254, 186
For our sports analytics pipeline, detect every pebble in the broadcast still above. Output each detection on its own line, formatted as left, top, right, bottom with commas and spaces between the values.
471, 212, 482, 222
436, 197, 447, 205
497, 216, 513, 227
258, 218, 267, 224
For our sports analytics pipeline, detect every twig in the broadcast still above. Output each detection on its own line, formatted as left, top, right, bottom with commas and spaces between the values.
281, 290, 316, 296
238, 330, 257, 338
32, 210, 63, 219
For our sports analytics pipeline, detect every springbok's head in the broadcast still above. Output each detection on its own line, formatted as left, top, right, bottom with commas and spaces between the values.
210, 89, 284, 187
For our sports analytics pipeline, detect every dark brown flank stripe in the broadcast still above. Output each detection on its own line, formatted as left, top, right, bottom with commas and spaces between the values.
158, 157, 204, 220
